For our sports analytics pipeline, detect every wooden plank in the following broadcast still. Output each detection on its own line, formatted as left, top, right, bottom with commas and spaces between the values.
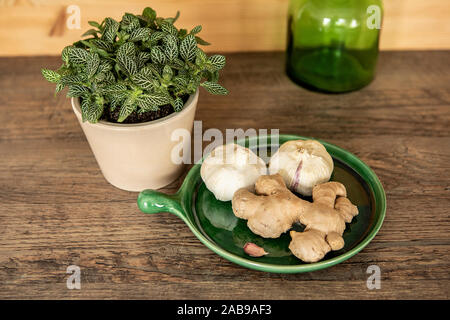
0, 0, 449, 56
0, 51, 449, 299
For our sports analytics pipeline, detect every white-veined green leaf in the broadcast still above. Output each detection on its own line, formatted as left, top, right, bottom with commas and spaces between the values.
132, 73, 155, 91
129, 28, 152, 42
190, 25, 202, 35
96, 60, 113, 74
117, 56, 137, 75
196, 48, 208, 65
80, 94, 92, 122
150, 46, 166, 64
173, 97, 184, 112
67, 85, 89, 97
94, 73, 106, 82
121, 13, 140, 32
150, 31, 165, 43
207, 54, 226, 70
142, 93, 171, 107
195, 36, 211, 46
206, 70, 220, 83
91, 39, 114, 52
88, 21, 101, 28
162, 65, 173, 81
68, 48, 89, 64
163, 34, 178, 61
117, 42, 137, 75
87, 52, 100, 78
109, 96, 123, 110
161, 21, 178, 36
55, 83, 65, 94
118, 42, 136, 56
180, 35, 197, 61
138, 66, 153, 78
136, 96, 160, 112
170, 58, 185, 70
200, 81, 228, 95
137, 51, 151, 68
103, 71, 115, 84
145, 65, 162, 79
82, 29, 99, 38
102, 18, 119, 43
104, 83, 127, 94
87, 100, 104, 123
117, 95, 137, 122
142, 7, 157, 23
41, 69, 61, 83
61, 46, 72, 64
173, 76, 188, 87
60, 74, 85, 85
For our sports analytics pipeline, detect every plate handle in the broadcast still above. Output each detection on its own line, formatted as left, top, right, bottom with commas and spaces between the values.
137, 189, 186, 221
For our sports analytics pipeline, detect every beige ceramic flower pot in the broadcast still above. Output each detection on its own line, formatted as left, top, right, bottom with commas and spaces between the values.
71, 90, 199, 192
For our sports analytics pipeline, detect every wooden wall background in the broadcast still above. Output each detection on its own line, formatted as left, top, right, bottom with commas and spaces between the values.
0, 0, 449, 56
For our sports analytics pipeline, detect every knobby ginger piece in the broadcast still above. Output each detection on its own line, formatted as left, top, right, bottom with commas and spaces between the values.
232, 174, 358, 263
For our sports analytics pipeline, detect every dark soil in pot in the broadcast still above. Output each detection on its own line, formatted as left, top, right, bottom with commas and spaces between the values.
102, 104, 174, 124
98, 94, 190, 124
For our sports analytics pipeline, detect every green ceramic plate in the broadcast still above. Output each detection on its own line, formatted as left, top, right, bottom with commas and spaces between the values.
137, 135, 386, 273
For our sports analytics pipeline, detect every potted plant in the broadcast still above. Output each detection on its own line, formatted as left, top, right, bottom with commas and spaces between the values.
42, 7, 227, 191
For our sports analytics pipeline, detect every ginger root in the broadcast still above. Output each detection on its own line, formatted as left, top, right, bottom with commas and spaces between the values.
232, 174, 358, 263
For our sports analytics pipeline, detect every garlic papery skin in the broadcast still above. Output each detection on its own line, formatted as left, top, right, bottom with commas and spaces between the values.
268, 140, 333, 196
201, 144, 267, 201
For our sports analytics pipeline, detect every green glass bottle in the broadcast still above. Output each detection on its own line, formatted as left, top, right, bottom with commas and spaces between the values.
286, 0, 383, 93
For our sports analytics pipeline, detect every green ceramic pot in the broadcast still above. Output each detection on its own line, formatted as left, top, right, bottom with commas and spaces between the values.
137, 134, 386, 273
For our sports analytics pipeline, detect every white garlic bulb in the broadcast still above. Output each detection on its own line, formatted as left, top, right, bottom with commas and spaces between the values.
268, 140, 333, 196
201, 144, 267, 201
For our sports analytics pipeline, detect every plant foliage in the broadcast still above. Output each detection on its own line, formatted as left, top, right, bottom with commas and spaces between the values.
42, 7, 227, 123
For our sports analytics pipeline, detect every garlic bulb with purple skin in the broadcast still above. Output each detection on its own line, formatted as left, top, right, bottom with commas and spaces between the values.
268, 140, 333, 196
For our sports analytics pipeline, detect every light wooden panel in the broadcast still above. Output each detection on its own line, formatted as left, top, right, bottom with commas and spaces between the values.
0, 0, 449, 56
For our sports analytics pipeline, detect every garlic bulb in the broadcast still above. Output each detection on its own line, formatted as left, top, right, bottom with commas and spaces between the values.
201, 144, 267, 201
268, 140, 333, 196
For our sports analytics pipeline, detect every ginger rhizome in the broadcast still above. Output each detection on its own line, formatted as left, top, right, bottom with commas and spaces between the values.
232, 174, 358, 263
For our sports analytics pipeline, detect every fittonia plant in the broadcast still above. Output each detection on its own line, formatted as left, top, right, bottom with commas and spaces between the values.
41, 7, 227, 123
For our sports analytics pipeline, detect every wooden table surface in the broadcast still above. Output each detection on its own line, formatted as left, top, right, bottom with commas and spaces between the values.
0, 51, 449, 300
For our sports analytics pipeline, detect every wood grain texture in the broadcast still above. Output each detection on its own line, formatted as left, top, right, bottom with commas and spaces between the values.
0, 0, 449, 56
0, 51, 449, 299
